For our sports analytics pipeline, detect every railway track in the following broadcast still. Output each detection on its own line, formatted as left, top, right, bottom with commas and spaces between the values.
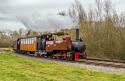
77, 59, 125, 68
15, 53, 125, 69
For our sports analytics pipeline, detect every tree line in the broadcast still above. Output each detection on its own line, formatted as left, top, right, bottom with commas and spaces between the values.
66, 0, 125, 60
0, 29, 40, 47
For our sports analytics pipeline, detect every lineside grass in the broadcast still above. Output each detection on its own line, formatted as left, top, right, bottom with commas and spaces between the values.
0, 52, 125, 81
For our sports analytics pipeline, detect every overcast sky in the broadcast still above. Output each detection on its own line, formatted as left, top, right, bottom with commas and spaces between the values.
0, 0, 125, 31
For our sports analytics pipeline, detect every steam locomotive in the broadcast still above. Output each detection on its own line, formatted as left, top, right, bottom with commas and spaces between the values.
13, 31, 86, 61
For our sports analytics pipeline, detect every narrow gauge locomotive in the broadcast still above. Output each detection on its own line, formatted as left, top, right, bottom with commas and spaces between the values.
13, 32, 86, 61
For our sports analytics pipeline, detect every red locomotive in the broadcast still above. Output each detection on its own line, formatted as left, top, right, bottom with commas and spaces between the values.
13, 32, 86, 61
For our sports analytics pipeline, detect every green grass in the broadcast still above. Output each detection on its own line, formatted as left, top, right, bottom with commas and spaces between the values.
0, 52, 125, 81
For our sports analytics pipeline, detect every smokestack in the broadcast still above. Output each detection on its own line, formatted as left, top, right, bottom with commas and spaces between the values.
76, 28, 80, 41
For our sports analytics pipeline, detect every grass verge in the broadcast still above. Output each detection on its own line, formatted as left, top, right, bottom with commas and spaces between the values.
0, 52, 125, 81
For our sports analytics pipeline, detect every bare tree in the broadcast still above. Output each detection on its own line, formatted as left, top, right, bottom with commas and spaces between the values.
68, 0, 125, 60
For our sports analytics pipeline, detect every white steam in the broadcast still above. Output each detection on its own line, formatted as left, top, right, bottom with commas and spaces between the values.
17, 13, 75, 32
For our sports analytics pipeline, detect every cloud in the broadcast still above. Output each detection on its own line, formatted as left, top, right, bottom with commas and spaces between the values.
0, 0, 125, 32
0, 20, 26, 31
0, 0, 75, 32
0, 0, 73, 14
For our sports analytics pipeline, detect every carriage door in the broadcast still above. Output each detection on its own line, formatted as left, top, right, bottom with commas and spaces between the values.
40, 38, 46, 51
17, 39, 21, 50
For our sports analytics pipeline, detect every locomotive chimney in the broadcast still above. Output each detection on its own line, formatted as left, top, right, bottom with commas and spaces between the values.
76, 27, 80, 41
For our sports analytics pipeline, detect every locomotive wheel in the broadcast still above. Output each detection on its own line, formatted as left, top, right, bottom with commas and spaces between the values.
66, 57, 72, 61
26, 51, 31, 55
37, 53, 41, 57
66, 53, 72, 61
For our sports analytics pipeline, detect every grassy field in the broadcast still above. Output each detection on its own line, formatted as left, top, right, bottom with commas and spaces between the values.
0, 52, 125, 81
